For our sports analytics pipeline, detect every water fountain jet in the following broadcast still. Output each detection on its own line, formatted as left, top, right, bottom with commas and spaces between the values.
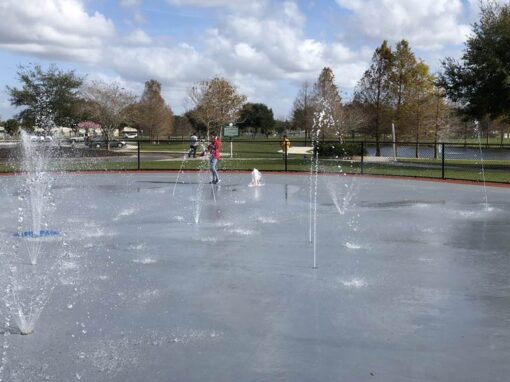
249, 169, 263, 187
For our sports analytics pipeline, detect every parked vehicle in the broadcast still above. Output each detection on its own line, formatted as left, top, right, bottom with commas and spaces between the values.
69, 136, 85, 143
30, 135, 52, 142
123, 132, 138, 139
87, 139, 126, 149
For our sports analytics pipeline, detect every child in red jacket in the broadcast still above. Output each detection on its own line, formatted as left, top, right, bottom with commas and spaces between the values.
208, 133, 221, 184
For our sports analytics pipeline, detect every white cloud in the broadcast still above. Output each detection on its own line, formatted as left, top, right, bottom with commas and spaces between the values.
336, 0, 471, 50
204, 2, 324, 78
202, 1, 365, 90
124, 29, 152, 45
0, 0, 115, 62
106, 43, 218, 86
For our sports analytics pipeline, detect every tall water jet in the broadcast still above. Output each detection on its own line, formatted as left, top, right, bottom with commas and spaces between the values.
4, 122, 63, 335
474, 120, 489, 210
308, 86, 342, 268
18, 131, 57, 265
193, 157, 211, 224
172, 154, 189, 197
310, 129, 320, 269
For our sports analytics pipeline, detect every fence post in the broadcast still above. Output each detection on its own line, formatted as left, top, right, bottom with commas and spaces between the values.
441, 142, 445, 179
137, 140, 141, 170
360, 141, 364, 175
284, 141, 288, 172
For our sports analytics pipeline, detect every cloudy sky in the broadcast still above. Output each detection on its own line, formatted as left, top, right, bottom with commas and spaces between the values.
0, 0, 497, 120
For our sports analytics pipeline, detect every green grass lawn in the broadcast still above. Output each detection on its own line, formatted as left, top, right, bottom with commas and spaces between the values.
139, 140, 285, 159
0, 163, 16, 172
3, 139, 510, 183
398, 158, 510, 169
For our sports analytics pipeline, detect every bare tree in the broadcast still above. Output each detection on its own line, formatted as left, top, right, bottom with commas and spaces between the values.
291, 81, 315, 144
343, 101, 369, 139
81, 80, 137, 149
187, 77, 246, 137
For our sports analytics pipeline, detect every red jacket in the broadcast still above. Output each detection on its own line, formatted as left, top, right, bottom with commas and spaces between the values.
209, 138, 221, 160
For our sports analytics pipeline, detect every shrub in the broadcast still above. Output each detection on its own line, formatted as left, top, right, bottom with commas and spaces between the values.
317, 142, 366, 158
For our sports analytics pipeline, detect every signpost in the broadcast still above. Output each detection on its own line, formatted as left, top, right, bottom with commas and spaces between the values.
223, 124, 239, 158
223, 125, 239, 138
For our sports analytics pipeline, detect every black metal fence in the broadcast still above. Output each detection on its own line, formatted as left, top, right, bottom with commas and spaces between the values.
3, 139, 510, 183
129, 139, 510, 183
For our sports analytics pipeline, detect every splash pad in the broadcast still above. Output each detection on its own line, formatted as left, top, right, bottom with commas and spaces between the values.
0, 172, 509, 381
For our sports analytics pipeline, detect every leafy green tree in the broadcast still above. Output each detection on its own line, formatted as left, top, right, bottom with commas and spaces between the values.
239, 103, 275, 137
439, 2, 510, 119
183, 110, 207, 137
4, 119, 19, 136
173, 115, 193, 138
7, 64, 83, 130
354, 41, 393, 155
274, 119, 292, 135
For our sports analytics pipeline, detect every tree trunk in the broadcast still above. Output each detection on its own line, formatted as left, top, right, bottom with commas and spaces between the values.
375, 108, 381, 156
464, 123, 468, 148
415, 116, 420, 159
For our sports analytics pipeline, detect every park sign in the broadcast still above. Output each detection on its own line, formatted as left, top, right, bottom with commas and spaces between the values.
223, 125, 239, 138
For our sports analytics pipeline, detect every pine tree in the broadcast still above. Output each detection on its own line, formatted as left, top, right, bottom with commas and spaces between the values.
137, 80, 173, 142
354, 41, 393, 155
403, 62, 435, 157
312, 67, 343, 140
390, 40, 417, 137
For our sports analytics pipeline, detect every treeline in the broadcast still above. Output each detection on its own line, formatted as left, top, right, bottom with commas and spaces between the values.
291, 40, 509, 155
4, 65, 174, 142
291, 1, 510, 155
2, 2, 510, 152
291, 41, 459, 156
2, 66, 285, 141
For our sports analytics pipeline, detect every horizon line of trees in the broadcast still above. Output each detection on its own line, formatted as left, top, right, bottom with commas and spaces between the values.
3, 2, 510, 153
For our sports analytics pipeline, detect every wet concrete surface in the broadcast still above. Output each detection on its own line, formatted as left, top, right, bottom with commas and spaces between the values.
0, 172, 509, 381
